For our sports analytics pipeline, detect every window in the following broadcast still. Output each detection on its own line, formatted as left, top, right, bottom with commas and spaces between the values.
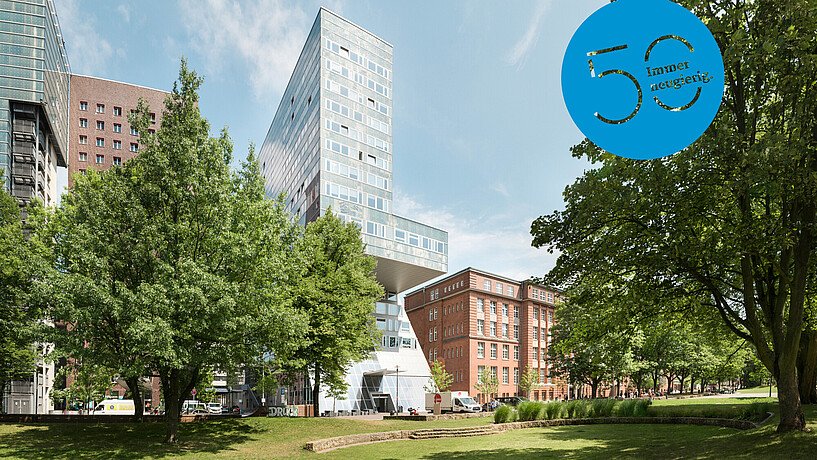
96, 120, 104, 130
434, 307, 438, 320
484, 280, 491, 291
96, 138, 104, 147
79, 118, 87, 127
113, 157, 122, 166
429, 329, 433, 342
150, 113, 156, 123
79, 101, 87, 111
477, 342, 485, 358
478, 365, 485, 378
548, 292, 554, 303
549, 311, 553, 322
533, 326, 538, 341
429, 309, 433, 321
434, 348, 437, 361
79, 135, 87, 144
533, 288, 539, 300
113, 140, 121, 149
533, 309, 539, 320
78, 152, 87, 162
502, 323, 508, 338
490, 321, 496, 337
533, 348, 538, 360
433, 327, 437, 341
502, 344, 509, 360
113, 106, 122, 116
490, 301, 497, 315
513, 325, 519, 339
130, 127, 138, 135
514, 346, 519, 360
491, 366, 498, 378
96, 103, 105, 113
502, 303, 508, 316
130, 143, 138, 152
496, 282, 503, 294
490, 343, 497, 359
503, 367, 509, 384
507, 285, 514, 296
514, 306, 519, 318
514, 367, 519, 384
477, 299, 484, 312
477, 319, 484, 335
540, 370, 546, 384
541, 348, 546, 361
429, 350, 433, 361
113, 123, 122, 133
95, 154, 104, 164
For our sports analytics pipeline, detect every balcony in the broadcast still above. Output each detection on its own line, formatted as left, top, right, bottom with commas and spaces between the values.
12, 119, 35, 141
12, 162, 35, 182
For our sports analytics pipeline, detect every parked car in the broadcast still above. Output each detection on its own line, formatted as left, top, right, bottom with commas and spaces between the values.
207, 402, 223, 414
496, 396, 528, 407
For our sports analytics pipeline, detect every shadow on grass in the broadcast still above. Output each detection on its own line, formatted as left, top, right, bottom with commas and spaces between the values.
0, 419, 264, 459
383, 423, 817, 460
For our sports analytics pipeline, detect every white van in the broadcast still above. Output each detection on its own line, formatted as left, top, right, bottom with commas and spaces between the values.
207, 402, 222, 414
94, 399, 136, 415
182, 400, 208, 414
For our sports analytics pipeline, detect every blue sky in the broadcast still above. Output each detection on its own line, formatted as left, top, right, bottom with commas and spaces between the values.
57, 0, 607, 284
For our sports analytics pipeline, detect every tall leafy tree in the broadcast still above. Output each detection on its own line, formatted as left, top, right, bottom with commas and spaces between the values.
532, 0, 817, 431
281, 209, 383, 417
474, 370, 499, 402
46, 61, 304, 442
424, 361, 453, 393
0, 190, 47, 413
518, 365, 540, 399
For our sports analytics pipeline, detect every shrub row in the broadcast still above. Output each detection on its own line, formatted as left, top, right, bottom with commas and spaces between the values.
494, 399, 772, 424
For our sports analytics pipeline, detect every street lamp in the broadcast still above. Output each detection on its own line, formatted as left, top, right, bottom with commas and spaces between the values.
396, 365, 400, 415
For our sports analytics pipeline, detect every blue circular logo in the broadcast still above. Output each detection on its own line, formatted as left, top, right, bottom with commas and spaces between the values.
562, 0, 724, 159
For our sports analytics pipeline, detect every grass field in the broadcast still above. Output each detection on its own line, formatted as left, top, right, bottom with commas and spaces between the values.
0, 397, 813, 459
736, 385, 777, 395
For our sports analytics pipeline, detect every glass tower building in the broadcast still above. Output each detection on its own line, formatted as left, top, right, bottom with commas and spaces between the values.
259, 8, 448, 414
0, 0, 69, 208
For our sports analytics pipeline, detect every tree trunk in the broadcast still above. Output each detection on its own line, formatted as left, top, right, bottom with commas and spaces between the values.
689, 376, 695, 395
590, 379, 599, 399
126, 376, 144, 422
777, 364, 806, 432
312, 364, 321, 417
163, 369, 181, 443
797, 330, 817, 404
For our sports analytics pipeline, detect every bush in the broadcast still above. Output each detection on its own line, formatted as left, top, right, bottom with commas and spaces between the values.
616, 399, 638, 417
595, 399, 616, 417
494, 405, 515, 424
517, 401, 544, 421
633, 399, 651, 417
544, 401, 564, 420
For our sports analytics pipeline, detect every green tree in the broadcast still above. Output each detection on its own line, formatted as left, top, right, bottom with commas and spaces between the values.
518, 365, 540, 399
193, 370, 216, 404
280, 209, 383, 417
424, 361, 453, 393
474, 370, 499, 402
50, 360, 115, 413
531, 0, 817, 431
0, 189, 48, 414
46, 61, 304, 442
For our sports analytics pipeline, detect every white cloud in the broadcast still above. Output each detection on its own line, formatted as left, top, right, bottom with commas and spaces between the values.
492, 182, 510, 198
117, 4, 130, 23
179, 0, 310, 98
57, 0, 119, 75
393, 191, 558, 284
505, 0, 551, 70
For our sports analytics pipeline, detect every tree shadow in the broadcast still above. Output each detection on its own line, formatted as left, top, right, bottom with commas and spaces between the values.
0, 419, 264, 459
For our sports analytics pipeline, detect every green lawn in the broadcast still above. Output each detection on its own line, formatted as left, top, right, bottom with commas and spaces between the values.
736, 385, 777, 395
0, 398, 813, 459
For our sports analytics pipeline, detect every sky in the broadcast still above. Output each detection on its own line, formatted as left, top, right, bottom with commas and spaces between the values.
56, 0, 608, 286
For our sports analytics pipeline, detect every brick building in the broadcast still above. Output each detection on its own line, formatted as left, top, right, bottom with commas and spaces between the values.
67, 75, 168, 188
405, 268, 568, 404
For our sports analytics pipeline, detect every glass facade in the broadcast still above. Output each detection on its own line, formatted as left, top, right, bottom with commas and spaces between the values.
259, 8, 448, 413
0, 0, 69, 206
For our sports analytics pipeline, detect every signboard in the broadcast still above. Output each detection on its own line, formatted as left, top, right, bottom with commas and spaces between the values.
434, 394, 442, 405
267, 406, 299, 417
562, 0, 724, 159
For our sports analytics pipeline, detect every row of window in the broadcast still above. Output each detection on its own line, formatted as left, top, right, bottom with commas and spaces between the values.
324, 159, 389, 191
395, 229, 446, 253
477, 342, 520, 361
333, 213, 448, 255
325, 57, 390, 99
324, 113, 390, 154
324, 180, 389, 212
77, 153, 122, 166
325, 38, 391, 82
325, 76, 389, 118
476, 319, 519, 339
381, 335, 413, 349
482, 279, 515, 297
78, 101, 156, 123
78, 119, 153, 135
476, 366, 552, 385
77, 136, 138, 152
532, 288, 555, 303
428, 301, 465, 319
324, 138, 390, 172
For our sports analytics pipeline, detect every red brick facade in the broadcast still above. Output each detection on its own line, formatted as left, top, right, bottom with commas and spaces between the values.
405, 268, 568, 404
68, 75, 168, 188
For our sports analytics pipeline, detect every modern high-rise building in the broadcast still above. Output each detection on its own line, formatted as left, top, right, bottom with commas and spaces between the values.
0, 0, 68, 415
405, 268, 569, 404
67, 75, 168, 188
0, 0, 69, 208
259, 8, 448, 414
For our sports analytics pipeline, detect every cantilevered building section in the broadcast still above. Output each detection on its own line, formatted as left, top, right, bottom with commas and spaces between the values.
259, 8, 448, 414
0, 0, 69, 208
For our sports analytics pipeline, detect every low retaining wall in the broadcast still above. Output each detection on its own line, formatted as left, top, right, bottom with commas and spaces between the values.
304, 415, 763, 453
0, 413, 238, 424
382, 412, 492, 421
